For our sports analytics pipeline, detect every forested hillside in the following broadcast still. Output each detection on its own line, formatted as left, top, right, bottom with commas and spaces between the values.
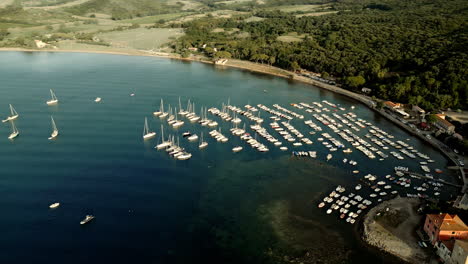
174, 0, 468, 110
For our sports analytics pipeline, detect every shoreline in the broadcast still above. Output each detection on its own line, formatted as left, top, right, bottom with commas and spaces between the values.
0, 47, 463, 187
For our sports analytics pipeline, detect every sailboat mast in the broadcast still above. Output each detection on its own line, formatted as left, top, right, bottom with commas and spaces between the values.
144, 118, 148, 135
51, 116, 57, 131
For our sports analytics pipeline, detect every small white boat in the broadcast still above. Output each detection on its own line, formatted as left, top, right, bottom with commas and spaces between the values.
280, 146, 288, 151
326, 154, 332, 161
187, 134, 198, 141
232, 146, 243, 152
176, 153, 192, 160
46, 89, 59, 105
343, 148, 352, 154
143, 117, 156, 140
49, 202, 60, 209
2, 104, 19, 123
94, 97, 101, 103
8, 120, 19, 139
80, 215, 95, 225
48, 116, 59, 140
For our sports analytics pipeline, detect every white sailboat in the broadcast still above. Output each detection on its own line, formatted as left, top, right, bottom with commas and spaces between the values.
8, 120, 19, 139
46, 89, 59, 105
154, 99, 164, 116
143, 117, 156, 140
199, 132, 208, 149
2, 104, 19, 122
155, 125, 171, 149
48, 116, 59, 140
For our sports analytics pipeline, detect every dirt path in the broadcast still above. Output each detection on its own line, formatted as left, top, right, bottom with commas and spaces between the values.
24, 0, 92, 10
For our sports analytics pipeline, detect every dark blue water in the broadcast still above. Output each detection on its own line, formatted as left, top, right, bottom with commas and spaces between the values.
0, 52, 458, 263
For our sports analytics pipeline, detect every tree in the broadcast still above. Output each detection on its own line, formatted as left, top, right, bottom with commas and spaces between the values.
376, 101, 384, 109
289, 61, 300, 72
345, 76, 365, 88
426, 114, 438, 124
214, 51, 231, 59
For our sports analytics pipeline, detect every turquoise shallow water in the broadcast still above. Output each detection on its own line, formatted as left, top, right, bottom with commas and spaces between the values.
0, 52, 458, 263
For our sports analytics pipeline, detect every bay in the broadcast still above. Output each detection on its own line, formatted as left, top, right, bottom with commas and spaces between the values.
0, 52, 457, 263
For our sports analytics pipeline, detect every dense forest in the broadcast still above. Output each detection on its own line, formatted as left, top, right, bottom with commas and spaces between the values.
174, 0, 468, 111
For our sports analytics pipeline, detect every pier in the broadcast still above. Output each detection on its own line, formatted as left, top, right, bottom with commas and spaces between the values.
402, 171, 462, 188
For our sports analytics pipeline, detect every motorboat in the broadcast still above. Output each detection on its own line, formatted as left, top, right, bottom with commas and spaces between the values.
80, 215, 95, 225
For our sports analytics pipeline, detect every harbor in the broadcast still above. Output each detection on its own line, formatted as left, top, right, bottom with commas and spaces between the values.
0, 52, 462, 264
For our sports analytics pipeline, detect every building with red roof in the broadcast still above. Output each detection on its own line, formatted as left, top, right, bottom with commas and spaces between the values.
424, 214, 468, 245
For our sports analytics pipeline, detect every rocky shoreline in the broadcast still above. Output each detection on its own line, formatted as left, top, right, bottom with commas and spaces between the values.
361, 196, 428, 263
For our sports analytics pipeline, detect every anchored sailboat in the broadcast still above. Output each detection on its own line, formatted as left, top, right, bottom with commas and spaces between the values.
46, 89, 59, 105
48, 116, 59, 140
199, 132, 208, 149
2, 104, 19, 123
143, 117, 156, 140
155, 125, 171, 149
8, 120, 19, 139
154, 99, 164, 116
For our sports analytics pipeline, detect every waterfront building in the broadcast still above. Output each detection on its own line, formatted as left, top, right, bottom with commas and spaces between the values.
436, 240, 455, 263
424, 214, 468, 245
412, 105, 426, 115
383, 101, 401, 109
451, 239, 468, 264
434, 114, 456, 134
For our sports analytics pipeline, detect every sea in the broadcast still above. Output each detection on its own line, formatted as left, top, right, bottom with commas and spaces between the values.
0, 51, 459, 264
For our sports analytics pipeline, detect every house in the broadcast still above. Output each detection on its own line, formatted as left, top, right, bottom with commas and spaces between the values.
383, 101, 401, 109
187, 47, 198, 51
424, 214, 468, 245
412, 105, 426, 115
214, 59, 228, 65
436, 240, 455, 263
451, 239, 468, 264
394, 109, 410, 118
361, 87, 372, 94
435, 114, 456, 134
34, 40, 47, 48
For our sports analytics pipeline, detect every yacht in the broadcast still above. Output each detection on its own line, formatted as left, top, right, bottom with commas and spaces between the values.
46, 89, 59, 105
94, 97, 101, 103
143, 117, 156, 140
187, 134, 198, 141
8, 120, 19, 139
232, 146, 243, 152
2, 104, 19, 123
48, 116, 59, 140
343, 148, 352, 153
80, 215, 95, 225
176, 152, 192, 160
49, 202, 60, 209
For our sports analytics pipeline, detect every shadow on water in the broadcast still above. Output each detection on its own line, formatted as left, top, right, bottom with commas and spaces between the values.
184, 156, 385, 264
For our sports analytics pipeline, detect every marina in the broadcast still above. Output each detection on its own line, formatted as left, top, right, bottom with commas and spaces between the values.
0, 52, 461, 264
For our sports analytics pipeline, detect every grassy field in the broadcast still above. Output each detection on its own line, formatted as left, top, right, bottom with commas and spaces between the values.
97, 27, 184, 50
277, 32, 307, 43
120, 12, 192, 24
262, 4, 330, 12
296, 11, 338, 17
